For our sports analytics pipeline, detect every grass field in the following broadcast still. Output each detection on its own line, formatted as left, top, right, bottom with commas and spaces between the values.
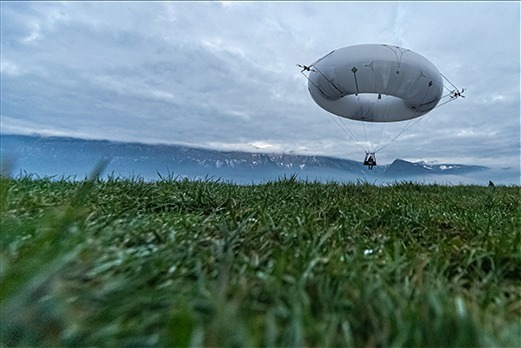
1, 174, 520, 347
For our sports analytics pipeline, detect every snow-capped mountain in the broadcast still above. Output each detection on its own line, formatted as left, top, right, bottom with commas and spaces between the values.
1, 134, 518, 185
385, 159, 488, 176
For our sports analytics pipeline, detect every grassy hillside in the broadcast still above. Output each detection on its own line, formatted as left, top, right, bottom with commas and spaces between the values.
1, 175, 520, 347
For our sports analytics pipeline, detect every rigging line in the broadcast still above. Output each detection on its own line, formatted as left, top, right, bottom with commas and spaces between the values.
360, 96, 369, 149
310, 50, 335, 67
313, 66, 344, 97
371, 97, 387, 151
376, 116, 423, 153
374, 116, 425, 153
354, 95, 372, 151
362, 118, 369, 151
297, 63, 344, 99
366, 114, 379, 152
443, 84, 453, 93
374, 121, 386, 152
436, 90, 463, 108
300, 70, 331, 99
364, 120, 379, 153
372, 76, 460, 153
383, 44, 410, 67
435, 98, 458, 108
427, 90, 460, 110
374, 121, 412, 153
439, 91, 455, 100
328, 112, 350, 138
433, 93, 458, 108
440, 72, 460, 91
333, 115, 362, 144
329, 114, 367, 152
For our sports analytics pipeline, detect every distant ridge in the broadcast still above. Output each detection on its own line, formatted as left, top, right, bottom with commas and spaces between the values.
385, 159, 488, 177
2, 133, 517, 185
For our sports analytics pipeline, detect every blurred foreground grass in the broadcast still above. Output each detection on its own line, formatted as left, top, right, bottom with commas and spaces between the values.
1, 175, 520, 347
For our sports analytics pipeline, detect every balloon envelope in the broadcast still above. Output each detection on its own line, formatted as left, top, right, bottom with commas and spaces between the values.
308, 44, 443, 122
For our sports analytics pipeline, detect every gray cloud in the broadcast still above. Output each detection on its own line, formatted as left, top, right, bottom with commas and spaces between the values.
1, 1, 519, 168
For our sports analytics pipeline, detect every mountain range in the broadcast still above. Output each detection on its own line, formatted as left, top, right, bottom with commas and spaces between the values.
1, 134, 518, 185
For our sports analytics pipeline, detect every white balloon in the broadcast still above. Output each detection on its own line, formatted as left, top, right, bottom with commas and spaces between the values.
307, 44, 443, 122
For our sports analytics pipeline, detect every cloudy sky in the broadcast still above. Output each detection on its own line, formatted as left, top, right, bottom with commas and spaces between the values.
1, 1, 519, 167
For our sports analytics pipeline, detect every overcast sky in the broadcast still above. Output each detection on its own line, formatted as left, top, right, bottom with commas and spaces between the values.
1, 1, 519, 167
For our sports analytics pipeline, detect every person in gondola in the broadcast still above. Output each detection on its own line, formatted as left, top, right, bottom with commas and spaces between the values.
364, 153, 377, 170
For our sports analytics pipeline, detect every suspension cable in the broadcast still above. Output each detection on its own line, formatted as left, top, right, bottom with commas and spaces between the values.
440, 72, 459, 91
374, 116, 425, 153
362, 121, 369, 151
374, 74, 463, 153
437, 72, 465, 107
374, 121, 386, 152
313, 66, 343, 97
327, 114, 367, 153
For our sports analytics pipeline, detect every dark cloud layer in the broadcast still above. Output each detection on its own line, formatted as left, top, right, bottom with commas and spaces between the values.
1, 2, 519, 168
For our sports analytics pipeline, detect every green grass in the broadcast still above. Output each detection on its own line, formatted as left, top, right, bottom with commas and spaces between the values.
1, 175, 520, 347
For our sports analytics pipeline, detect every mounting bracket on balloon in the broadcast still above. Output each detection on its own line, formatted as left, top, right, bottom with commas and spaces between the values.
297, 50, 344, 99
449, 88, 466, 100
297, 64, 315, 73
435, 72, 466, 108
298, 63, 344, 99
